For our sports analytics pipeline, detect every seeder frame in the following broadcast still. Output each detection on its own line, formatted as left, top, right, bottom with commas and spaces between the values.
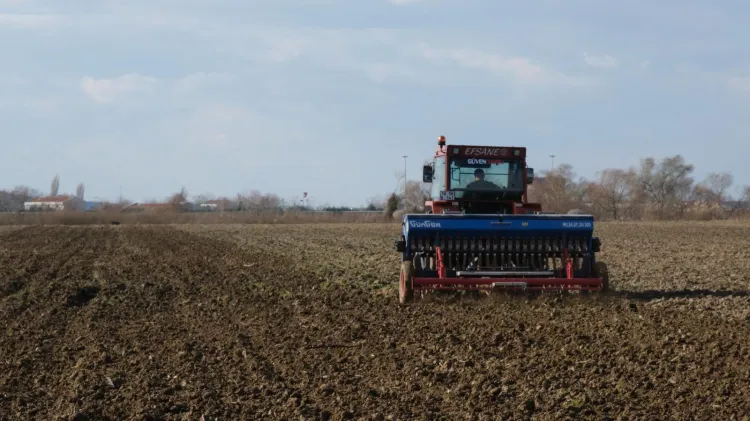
396, 214, 609, 303
409, 246, 605, 293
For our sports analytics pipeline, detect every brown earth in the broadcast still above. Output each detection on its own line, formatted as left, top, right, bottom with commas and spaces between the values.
1, 222, 750, 420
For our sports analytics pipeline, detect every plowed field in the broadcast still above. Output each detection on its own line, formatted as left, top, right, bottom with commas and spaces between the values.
2, 222, 750, 420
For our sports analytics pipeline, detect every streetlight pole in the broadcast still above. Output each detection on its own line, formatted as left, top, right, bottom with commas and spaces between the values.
402, 155, 408, 196
549, 154, 556, 171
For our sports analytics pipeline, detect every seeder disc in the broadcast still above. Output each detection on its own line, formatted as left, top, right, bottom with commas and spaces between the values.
399, 261, 414, 304
593, 261, 610, 293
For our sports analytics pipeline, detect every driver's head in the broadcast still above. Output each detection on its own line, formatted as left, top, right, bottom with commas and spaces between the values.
474, 169, 485, 180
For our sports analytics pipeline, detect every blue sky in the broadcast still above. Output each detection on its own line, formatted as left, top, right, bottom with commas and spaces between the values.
1, 0, 749, 206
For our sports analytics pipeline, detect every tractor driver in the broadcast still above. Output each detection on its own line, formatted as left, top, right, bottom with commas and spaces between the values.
466, 168, 500, 190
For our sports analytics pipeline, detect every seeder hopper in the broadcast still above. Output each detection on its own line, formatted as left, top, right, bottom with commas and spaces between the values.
394, 136, 609, 303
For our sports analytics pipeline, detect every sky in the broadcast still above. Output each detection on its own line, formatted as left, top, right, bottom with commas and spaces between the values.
1, 0, 750, 207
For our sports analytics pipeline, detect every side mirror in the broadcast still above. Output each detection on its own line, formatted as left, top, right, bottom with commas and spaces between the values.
422, 164, 433, 183
526, 168, 535, 184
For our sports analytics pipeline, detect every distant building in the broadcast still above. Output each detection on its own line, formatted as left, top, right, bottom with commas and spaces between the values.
121, 202, 182, 213
200, 199, 232, 211
83, 201, 104, 211
24, 195, 84, 212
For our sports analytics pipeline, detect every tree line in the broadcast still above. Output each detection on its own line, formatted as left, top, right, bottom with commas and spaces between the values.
0, 175, 86, 212
528, 155, 748, 220
3, 155, 748, 220
381, 155, 750, 221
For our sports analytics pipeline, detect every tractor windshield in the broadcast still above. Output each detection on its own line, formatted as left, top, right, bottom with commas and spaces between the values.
449, 158, 524, 192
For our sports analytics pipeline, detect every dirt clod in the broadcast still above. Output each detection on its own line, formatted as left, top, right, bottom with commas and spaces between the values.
65, 286, 100, 307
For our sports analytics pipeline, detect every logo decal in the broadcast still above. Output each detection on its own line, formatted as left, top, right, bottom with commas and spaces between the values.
409, 221, 442, 228
562, 221, 592, 228
463, 147, 511, 157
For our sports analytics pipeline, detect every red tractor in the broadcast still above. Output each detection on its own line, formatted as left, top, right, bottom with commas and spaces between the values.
395, 136, 608, 304
421, 135, 542, 215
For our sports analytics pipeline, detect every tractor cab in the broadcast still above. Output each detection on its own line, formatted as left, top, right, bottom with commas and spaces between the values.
422, 136, 540, 215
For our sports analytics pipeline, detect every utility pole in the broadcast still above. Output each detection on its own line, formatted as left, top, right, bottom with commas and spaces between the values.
402, 155, 408, 211
549, 154, 556, 171
402, 155, 408, 193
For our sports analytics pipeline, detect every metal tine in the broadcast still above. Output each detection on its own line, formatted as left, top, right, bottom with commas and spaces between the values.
485, 236, 490, 269
446, 236, 452, 272
479, 237, 487, 267
525, 238, 531, 269
494, 238, 499, 269
462, 236, 467, 270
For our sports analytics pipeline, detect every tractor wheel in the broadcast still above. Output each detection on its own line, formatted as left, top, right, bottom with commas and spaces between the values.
593, 261, 610, 293
399, 261, 414, 304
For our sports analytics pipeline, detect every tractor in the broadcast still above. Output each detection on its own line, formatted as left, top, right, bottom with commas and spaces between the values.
394, 136, 609, 304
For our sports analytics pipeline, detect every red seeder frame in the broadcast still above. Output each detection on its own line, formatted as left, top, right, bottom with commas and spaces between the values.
411, 247, 604, 292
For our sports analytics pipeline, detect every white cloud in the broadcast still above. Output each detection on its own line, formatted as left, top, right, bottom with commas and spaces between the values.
583, 52, 617, 68
172, 72, 233, 93
0, 73, 28, 87
0, 12, 63, 29
363, 62, 406, 83
728, 76, 750, 93
0, 96, 59, 112
80, 72, 232, 103
262, 33, 310, 62
420, 45, 589, 87
80, 73, 159, 103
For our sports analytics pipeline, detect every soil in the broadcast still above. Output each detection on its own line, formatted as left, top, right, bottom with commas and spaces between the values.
1, 222, 750, 420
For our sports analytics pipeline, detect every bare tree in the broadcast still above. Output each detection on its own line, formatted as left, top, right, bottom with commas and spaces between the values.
393, 171, 406, 194
637, 155, 694, 219
718, 186, 749, 218
742, 186, 750, 216
587, 168, 636, 220
237, 190, 281, 212
75, 183, 85, 201
257, 192, 281, 211
192, 193, 216, 205
168, 187, 188, 205
402, 180, 430, 213
365, 194, 386, 211
385, 193, 400, 218
117, 197, 133, 208
0, 188, 37, 212
0, 191, 11, 212
12, 185, 42, 204
700, 172, 733, 207
721, 185, 750, 218
50, 174, 60, 196
530, 164, 586, 213
674, 183, 702, 219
